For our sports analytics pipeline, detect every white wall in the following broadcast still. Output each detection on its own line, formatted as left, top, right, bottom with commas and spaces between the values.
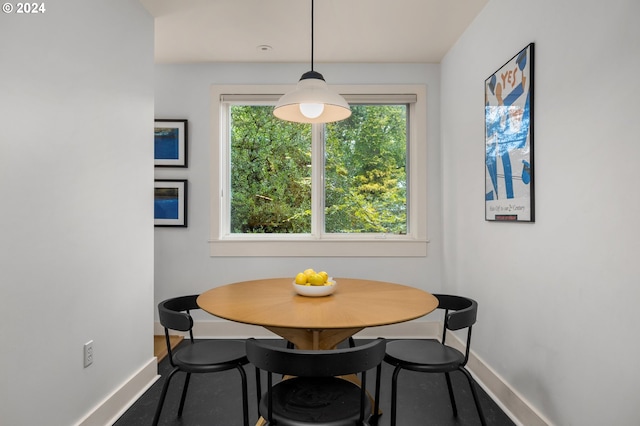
154, 63, 444, 328
441, 0, 640, 425
0, 1, 155, 425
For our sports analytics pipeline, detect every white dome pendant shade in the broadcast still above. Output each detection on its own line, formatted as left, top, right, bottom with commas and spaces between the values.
274, 71, 351, 124
273, 0, 351, 124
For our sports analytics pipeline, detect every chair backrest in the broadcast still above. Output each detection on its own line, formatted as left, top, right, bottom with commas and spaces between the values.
158, 295, 199, 332
158, 295, 200, 365
246, 338, 387, 378
434, 294, 478, 364
435, 294, 478, 331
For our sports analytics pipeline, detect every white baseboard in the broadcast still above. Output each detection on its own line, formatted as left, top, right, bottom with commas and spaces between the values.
153, 320, 549, 426
75, 357, 159, 426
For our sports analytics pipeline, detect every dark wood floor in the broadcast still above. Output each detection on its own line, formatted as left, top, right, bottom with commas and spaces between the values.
115, 339, 516, 426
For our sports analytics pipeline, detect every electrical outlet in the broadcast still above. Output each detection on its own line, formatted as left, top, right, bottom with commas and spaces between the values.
84, 340, 94, 368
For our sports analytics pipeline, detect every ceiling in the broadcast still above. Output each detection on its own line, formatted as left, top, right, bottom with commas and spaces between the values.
140, 0, 488, 64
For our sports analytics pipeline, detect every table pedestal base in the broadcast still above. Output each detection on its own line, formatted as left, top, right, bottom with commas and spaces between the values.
264, 326, 363, 350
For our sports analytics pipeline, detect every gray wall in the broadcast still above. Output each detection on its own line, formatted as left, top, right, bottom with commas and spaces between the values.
441, 0, 640, 424
153, 63, 445, 327
0, 1, 155, 424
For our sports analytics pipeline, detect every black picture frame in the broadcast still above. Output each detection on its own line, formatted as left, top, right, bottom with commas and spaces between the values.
154, 179, 188, 227
485, 43, 535, 222
154, 119, 188, 167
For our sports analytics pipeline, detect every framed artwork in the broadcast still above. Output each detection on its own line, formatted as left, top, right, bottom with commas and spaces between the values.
155, 119, 188, 167
485, 43, 535, 222
154, 180, 188, 227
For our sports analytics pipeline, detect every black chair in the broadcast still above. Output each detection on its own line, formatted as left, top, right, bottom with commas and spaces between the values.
383, 294, 486, 426
152, 295, 250, 426
247, 338, 386, 426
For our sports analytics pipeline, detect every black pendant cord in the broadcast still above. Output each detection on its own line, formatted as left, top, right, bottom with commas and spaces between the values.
310, 0, 314, 72
300, 0, 323, 82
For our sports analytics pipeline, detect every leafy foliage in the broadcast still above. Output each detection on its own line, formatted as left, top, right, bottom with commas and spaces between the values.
229, 104, 407, 234
230, 106, 311, 233
325, 105, 407, 233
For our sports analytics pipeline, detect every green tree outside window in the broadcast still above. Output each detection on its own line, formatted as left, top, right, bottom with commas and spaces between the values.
229, 104, 407, 234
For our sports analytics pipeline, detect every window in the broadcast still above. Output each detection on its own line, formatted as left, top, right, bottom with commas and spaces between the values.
210, 85, 427, 257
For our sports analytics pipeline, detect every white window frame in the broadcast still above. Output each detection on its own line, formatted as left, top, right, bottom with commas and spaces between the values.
209, 84, 428, 257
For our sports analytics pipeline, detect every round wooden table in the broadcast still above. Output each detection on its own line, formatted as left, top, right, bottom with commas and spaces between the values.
197, 277, 438, 350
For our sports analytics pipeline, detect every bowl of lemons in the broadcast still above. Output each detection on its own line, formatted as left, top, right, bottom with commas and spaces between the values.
292, 269, 337, 297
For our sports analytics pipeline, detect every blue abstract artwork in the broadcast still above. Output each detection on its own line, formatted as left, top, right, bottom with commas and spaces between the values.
485, 44, 534, 222
154, 189, 179, 219
154, 180, 188, 227
155, 128, 180, 160
154, 120, 188, 167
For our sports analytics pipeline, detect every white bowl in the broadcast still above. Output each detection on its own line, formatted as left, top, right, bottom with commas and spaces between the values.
292, 279, 337, 297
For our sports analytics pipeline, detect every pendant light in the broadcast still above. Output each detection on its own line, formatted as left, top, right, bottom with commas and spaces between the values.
273, 0, 351, 124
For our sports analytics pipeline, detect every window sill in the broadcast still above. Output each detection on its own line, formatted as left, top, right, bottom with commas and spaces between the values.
208, 239, 429, 257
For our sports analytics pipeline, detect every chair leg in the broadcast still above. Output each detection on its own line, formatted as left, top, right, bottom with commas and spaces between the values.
359, 370, 368, 424
369, 363, 382, 425
236, 365, 249, 426
459, 367, 487, 426
177, 372, 191, 417
255, 366, 262, 417
152, 366, 180, 426
390, 365, 402, 426
444, 371, 458, 416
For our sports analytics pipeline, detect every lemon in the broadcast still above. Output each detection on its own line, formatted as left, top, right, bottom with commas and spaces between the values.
295, 272, 307, 285
303, 268, 316, 277
318, 271, 328, 282
308, 273, 325, 286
